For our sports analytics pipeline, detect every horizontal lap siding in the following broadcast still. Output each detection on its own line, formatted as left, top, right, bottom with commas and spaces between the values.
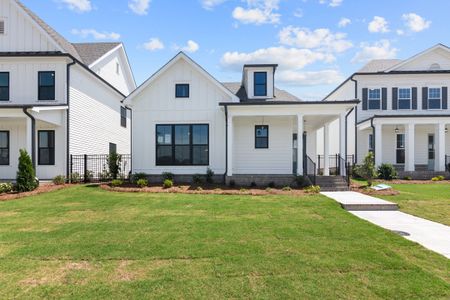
233, 117, 292, 175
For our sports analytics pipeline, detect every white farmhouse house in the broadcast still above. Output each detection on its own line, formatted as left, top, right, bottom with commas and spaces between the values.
325, 44, 450, 179
125, 52, 357, 187
0, 0, 135, 180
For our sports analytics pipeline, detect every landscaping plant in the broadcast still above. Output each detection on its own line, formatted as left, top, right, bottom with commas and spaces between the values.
377, 163, 397, 180
206, 167, 214, 183
107, 152, 122, 180
193, 174, 203, 185
136, 179, 148, 188
131, 173, 148, 184
162, 172, 174, 181
163, 179, 173, 189
431, 176, 445, 181
0, 182, 13, 194
70, 172, 82, 184
354, 152, 377, 186
111, 179, 123, 187
16, 149, 38, 192
53, 175, 66, 185
304, 185, 321, 194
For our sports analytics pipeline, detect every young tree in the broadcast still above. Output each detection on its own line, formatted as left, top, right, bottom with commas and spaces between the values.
355, 152, 377, 186
107, 152, 122, 180
16, 149, 38, 192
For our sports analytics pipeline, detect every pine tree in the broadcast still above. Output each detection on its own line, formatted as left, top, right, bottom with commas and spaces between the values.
16, 149, 38, 192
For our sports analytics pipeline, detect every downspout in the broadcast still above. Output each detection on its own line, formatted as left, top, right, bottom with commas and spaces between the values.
224, 105, 228, 183
66, 59, 76, 181
350, 75, 358, 163
23, 108, 36, 168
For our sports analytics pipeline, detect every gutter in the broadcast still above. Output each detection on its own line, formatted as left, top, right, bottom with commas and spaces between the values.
22, 108, 36, 168
219, 100, 360, 106
66, 59, 76, 180
224, 106, 228, 182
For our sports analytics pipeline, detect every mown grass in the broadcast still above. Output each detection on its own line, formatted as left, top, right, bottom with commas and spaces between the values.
0, 186, 449, 299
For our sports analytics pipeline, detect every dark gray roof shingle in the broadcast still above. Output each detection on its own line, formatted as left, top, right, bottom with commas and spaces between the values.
72, 43, 121, 66
222, 82, 301, 102
358, 59, 403, 73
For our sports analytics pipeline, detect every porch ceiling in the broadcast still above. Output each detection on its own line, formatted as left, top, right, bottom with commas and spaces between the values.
304, 115, 339, 131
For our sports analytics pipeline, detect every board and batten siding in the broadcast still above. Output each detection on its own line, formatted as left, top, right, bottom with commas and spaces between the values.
0, 118, 26, 180
69, 65, 130, 155
131, 58, 231, 175
0, 0, 60, 52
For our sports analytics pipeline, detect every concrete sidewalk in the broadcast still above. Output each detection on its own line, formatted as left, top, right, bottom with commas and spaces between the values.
322, 191, 450, 259
322, 191, 399, 211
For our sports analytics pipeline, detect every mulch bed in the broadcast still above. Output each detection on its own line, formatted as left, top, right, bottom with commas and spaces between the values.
0, 184, 71, 202
351, 184, 400, 196
101, 183, 312, 196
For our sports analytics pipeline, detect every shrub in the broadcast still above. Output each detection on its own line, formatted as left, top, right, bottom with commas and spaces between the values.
84, 171, 94, 183
162, 172, 174, 181
53, 175, 66, 185
403, 176, 412, 181
250, 182, 257, 188
107, 152, 122, 180
196, 186, 203, 191
377, 163, 397, 180
99, 169, 111, 182
111, 179, 123, 187
131, 173, 148, 184
354, 152, 377, 186
304, 185, 321, 194
163, 179, 173, 189
295, 175, 308, 188
431, 176, 445, 181
268, 181, 276, 188
282, 186, 292, 192
0, 183, 13, 194
70, 172, 82, 184
136, 178, 148, 188
193, 174, 203, 185
229, 180, 236, 187
265, 187, 273, 193
206, 168, 214, 184
240, 188, 248, 193
16, 149, 38, 193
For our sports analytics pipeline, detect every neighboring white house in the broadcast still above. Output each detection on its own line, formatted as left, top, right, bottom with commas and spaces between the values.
0, 0, 135, 180
324, 44, 450, 179
124, 52, 357, 185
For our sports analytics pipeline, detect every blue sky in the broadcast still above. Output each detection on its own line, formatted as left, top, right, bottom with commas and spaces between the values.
21, 0, 450, 100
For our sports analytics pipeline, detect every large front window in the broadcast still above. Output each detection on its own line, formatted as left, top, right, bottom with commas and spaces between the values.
0, 131, 9, 165
254, 72, 267, 97
368, 88, 381, 110
38, 130, 55, 165
0, 72, 9, 101
428, 88, 441, 110
398, 88, 411, 110
156, 124, 209, 166
38, 71, 55, 101
396, 134, 405, 164
255, 125, 269, 149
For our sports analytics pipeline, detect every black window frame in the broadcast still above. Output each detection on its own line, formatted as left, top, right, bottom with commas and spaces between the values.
120, 106, 127, 128
0, 72, 9, 101
368, 88, 381, 110
38, 130, 55, 166
396, 133, 405, 164
38, 71, 56, 101
398, 88, 412, 110
175, 84, 190, 98
368, 134, 374, 152
254, 72, 267, 97
428, 87, 442, 110
156, 124, 209, 166
255, 125, 269, 149
109, 142, 117, 154
0, 131, 9, 166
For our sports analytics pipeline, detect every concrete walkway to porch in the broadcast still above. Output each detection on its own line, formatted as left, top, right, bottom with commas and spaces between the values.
322, 191, 450, 259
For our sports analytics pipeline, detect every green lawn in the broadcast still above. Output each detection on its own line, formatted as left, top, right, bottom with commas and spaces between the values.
0, 186, 449, 299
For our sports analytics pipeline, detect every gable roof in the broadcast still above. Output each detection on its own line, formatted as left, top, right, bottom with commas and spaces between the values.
72, 43, 121, 66
222, 82, 301, 102
125, 52, 240, 104
357, 59, 403, 73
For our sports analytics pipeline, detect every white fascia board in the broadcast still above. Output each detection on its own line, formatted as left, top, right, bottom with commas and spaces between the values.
31, 106, 68, 113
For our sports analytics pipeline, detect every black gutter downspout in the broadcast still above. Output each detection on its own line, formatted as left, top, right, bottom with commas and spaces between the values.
66, 59, 76, 181
23, 108, 36, 168
224, 106, 228, 183
350, 75, 358, 163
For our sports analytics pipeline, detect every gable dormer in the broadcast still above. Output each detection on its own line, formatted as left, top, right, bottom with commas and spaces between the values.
242, 64, 277, 100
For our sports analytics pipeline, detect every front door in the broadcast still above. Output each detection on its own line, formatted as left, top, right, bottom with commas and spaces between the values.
428, 134, 435, 170
292, 134, 297, 174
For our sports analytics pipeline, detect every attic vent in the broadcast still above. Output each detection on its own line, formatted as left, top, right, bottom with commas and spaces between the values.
429, 63, 441, 71
0, 21, 4, 35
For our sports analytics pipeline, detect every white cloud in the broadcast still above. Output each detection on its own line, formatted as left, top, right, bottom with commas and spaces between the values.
402, 13, 431, 32
71, 29, 121, 40
396, 29, 405, 36
293, 9, 303, 18
277, 69, 343, 86
352, 40, 398, 63
129, 0, 151, 15
201, 0, 227, 10
319, 0, 343, 7
143, 38, 164, 51
59, 0, 92, 13
279, 26, 353, 53
368, 16, 389, 33
178, 40, 200, 53
232, 0, 281, 25
338, 17, 351, 28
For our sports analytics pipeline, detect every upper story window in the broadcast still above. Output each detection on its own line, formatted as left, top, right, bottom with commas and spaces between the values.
38, 71, 55, 101
120, 106, 127, 128
398, 88, 411, 110
175, 84, 190, 98
254, 72, 267, 97
0, 131, 9, 165
0, 20, 5, 35
0, 72, 9, 101
255, 125, 269, 149
368, 88, 381, 110
428, 88, 441, 110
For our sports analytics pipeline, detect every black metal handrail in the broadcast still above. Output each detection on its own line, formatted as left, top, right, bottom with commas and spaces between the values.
304, 155, 317, 185
317, 154, 355, 176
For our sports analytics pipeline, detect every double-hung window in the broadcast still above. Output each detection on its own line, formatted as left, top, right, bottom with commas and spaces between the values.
38, 71, 55, 101
368, 88, 381, 110
0, 131, 9, 165
368, 134, 374, 153
428, 88, 441, 110
175, 84, 190, 98
156, 124, 209, 166
38, 130, 55, 165
398, 88, 411, 110
255, 125, 269, 149
0, 72, 9, 101
254, 72, 267, 97
120, 106, 127, 128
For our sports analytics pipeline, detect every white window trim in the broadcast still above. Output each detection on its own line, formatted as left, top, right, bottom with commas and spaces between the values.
173, 81, 191, 100
428, 87, 442, 110
397, 87, 412, 110
367, 88, 382, 111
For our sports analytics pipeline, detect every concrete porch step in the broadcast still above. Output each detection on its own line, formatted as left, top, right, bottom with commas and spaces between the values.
321, 191, 399, 211
315, 176, 349, 192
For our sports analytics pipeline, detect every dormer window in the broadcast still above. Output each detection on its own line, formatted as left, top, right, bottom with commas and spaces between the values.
175, 84, 189, 98
254, 72, 267, 97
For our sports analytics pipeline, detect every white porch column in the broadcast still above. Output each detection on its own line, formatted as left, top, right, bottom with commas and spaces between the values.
435, 122, 446, 172
405, 123, 415, 172
323, 123, 330, 176
25, 116, 33, 157
227, 114, 233, 176
297, 114, 304, 175
374, 123, 383, 167
339, 112, 346, 176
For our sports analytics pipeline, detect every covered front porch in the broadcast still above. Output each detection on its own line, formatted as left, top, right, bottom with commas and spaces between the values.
222, 101, 357, 186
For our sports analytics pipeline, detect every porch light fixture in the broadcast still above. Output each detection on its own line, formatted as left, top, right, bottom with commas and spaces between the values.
395, 126, 399, 133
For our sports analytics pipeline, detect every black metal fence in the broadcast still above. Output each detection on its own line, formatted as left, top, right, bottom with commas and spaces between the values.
69, 154, 131, 183
304, 155, 317, 185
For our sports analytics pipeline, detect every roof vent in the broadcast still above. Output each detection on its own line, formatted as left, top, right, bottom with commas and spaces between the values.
429, 63, 441, 71
0, 20, 4, 35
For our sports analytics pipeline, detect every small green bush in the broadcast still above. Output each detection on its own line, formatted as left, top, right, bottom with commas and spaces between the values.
70, 172, 82, 183
193, 174, 203, 185
282, 186, 292, 192
265, 187, 273, 193
377, 163, 397, 180
136, 179, 148, 188
162, 172, 174, 181
295, 175, 308, 188
206, 168, 214, 184
304, 185, 321, 194
131, 173, 148, 184
354, 152, 377, 186
53, 175, 66, 185
229, 180, 236, 187
111, 179, 123, 187
403, 176, 412, 181
250, 182, 257, 188
431, 176, 445, 181
99, 169, 111, 182
84, 171, 94, 183
196, 186, 203, 191
0, 183, 13, 194
268, 181, 276, 188
163, 179, 173, 189
240, 188, 248, 193
16, 149, 38, 193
